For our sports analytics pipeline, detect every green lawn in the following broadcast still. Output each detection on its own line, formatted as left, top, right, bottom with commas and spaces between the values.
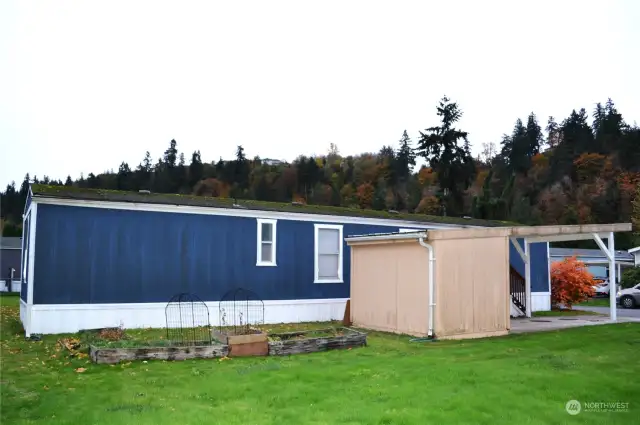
1, 292, 639, 424
577, 297, 612, 307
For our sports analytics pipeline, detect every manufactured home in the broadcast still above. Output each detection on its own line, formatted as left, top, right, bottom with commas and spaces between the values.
20, 185, 552, 336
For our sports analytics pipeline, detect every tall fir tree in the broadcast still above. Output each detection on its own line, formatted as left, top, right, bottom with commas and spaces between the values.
416, 96, 475, 215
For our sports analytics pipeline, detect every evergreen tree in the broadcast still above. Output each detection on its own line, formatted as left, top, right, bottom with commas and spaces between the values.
395, 130, 416, 182
188, 150, 204, 188
416, 96, 475, 215
64, 175, 73, 186
163, 139, 178, 168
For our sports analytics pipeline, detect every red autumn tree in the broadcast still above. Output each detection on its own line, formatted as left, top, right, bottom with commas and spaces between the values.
550, 256, 595, 309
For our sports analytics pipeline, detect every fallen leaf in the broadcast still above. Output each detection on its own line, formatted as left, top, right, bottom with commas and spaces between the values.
75, 367, 87, 373
43, 385, 49, 390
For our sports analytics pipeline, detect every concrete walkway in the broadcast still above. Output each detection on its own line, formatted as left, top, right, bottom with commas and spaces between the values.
509, 315, 640, 334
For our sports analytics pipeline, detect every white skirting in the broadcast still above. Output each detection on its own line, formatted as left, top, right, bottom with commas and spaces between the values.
531, 292, 551, 312
23, 298, 349, 335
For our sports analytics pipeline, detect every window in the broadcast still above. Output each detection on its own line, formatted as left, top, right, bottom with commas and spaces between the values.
256, 219, 277, 266
314, 224, 343, 283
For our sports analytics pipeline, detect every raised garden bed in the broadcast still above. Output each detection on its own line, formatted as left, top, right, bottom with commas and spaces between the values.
90, 343, 229, 364
267, 327, 366, 356
212, 328, 268, 357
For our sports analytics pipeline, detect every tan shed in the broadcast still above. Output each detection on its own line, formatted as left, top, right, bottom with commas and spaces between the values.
346, 227, 514, 340
346, 223, 632, 341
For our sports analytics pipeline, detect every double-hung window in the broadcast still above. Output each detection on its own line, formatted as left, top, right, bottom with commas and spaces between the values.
314, 224, 343, 283
256, 219, 277, 266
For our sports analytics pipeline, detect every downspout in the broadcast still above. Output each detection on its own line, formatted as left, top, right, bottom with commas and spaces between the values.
418, 236, 436, 338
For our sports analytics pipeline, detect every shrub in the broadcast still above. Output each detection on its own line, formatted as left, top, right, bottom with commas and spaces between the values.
621, 266, 640, 289
551, 256, 595, 309
98, 325, 126, 341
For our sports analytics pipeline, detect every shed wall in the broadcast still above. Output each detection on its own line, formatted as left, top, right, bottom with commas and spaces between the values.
350, 241, 429, 336
434, 236, 510, 339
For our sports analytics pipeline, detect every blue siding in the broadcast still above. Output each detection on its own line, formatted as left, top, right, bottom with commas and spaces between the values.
33, 203, 551, 305
33, 204, 404, 304
509, 239, 549, 292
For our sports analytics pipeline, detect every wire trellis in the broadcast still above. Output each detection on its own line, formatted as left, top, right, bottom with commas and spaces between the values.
165, 293, 212, 346
218, 288, 264, 335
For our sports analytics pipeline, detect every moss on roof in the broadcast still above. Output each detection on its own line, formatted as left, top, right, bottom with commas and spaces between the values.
30, 184, 517, 227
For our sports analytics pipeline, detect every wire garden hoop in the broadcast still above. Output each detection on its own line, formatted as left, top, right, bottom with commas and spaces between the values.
218, 288, 265, 335
165, 293, 212, 346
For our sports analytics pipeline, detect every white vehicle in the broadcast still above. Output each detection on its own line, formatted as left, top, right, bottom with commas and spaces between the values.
616, 283, 640, 309
593, 280, 612, 296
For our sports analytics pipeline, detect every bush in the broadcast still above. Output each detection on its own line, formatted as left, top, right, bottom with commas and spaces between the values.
551, 256, 595, 309
621, 266, 640, 289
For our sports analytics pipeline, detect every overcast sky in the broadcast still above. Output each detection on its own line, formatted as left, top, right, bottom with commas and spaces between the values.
1, 0, 638, 187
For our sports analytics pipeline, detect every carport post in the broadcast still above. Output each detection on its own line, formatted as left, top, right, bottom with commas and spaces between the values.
608, 232, 617, 321
593, 232, 617, 322
524, 240, 532, 318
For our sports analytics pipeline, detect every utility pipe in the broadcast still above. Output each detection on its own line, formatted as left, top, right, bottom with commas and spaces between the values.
418, 236, 436, 337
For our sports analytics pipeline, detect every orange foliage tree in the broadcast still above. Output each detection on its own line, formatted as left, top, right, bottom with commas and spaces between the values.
550, 256, 595, 309
356, 183, 374, 209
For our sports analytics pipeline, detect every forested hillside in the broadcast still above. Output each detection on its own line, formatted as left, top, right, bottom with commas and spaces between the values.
2, 97, 639, 247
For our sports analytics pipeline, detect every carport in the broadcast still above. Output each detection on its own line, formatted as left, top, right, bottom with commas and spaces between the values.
510, 223, 632, 321
345, 223, 632, 341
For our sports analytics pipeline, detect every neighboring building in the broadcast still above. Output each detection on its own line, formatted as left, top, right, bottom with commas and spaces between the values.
629, 246, 640, 266
262, 158, 285, 166
1, 237, 22, 292
549, 247, 635, 282
19, 185, 550, 336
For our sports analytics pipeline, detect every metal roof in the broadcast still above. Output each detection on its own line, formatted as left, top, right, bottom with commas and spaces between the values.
0, 237, 22, 249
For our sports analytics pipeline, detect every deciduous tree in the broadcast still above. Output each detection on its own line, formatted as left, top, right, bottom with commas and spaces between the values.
550, 256, 595, 309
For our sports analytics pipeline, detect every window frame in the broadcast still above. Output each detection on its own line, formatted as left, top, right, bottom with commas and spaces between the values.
314, 223, 344, 284
399, 228, 421, 233
256, 218, 277, 267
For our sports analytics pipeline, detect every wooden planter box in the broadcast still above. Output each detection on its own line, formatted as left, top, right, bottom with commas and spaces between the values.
90, 344, 229, 364
211, 329, 269, 357
267, 327, 367, 356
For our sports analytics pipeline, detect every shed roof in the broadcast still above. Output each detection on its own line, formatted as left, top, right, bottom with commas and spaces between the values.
0, 237, 22, 249
30, 184, 515, 227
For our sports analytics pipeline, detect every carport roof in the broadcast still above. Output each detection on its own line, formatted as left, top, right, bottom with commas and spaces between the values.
345, 223, 633, 244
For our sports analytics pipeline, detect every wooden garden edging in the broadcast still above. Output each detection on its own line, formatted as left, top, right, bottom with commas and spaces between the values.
267, 327, 367, 356
90, 344, 229, 364
89, 327, 367, 364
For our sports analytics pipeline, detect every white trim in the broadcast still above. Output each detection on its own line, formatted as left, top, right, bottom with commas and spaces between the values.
346, 232, 427, 244
33, 196, 465, 229
399, 228, 422, 233
627, 246, 640, 254
524, 240, 531, 317
546, 242, 551, 293
531, 292, 551, 312
314, 224, 344, 284
510, 237, 528, 262
26, 298, 350, 335
27, 203, 37, 306
256, 218, 277, 266
592, 234, 614, 261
